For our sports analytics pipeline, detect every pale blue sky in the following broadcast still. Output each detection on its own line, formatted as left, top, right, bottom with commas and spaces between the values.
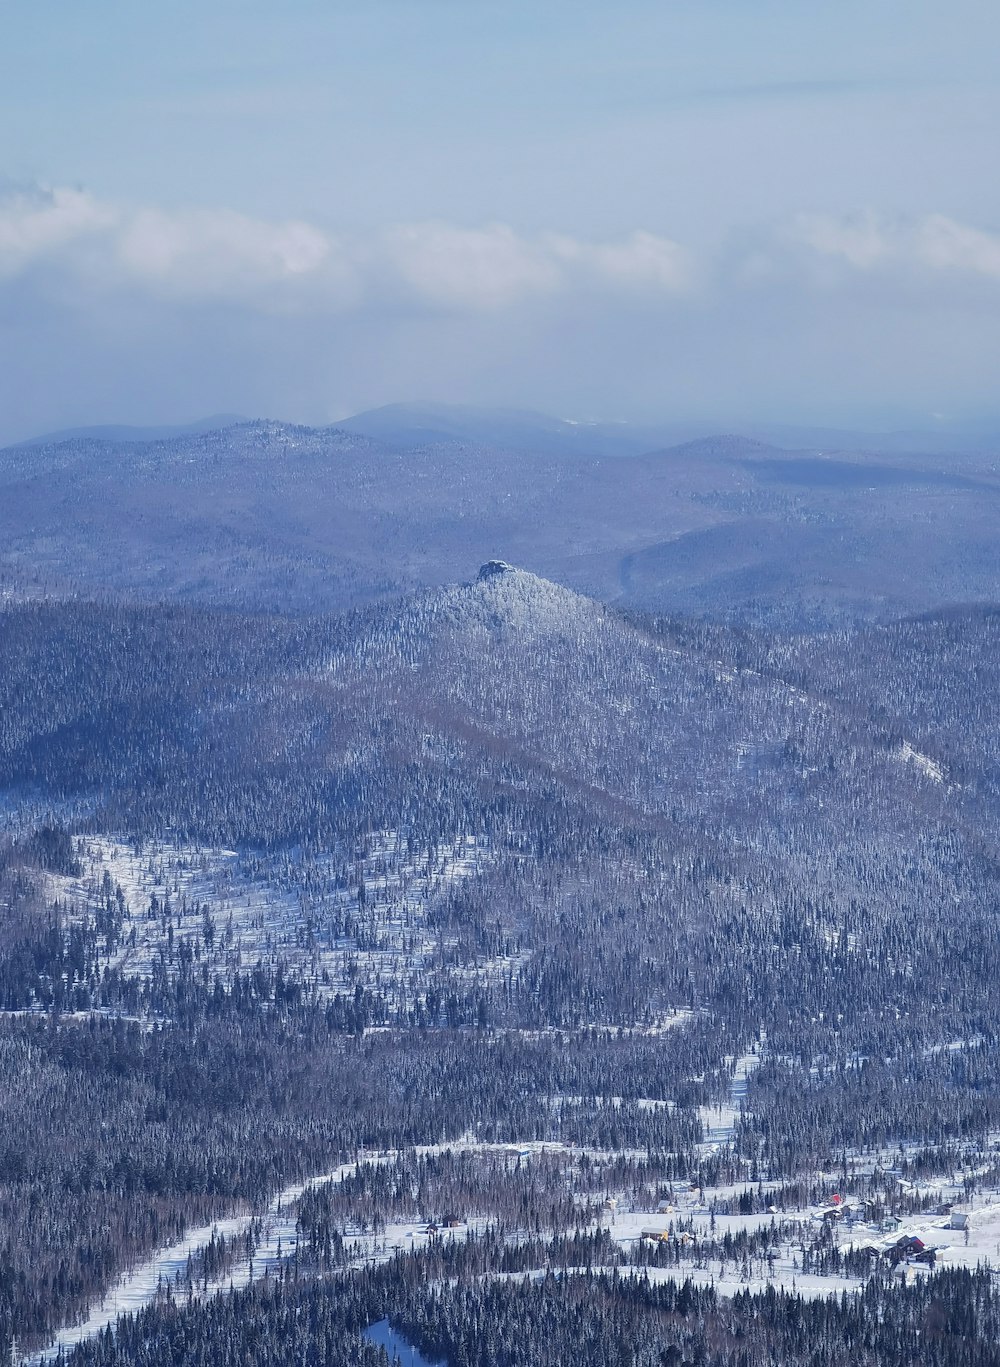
1, 1, 998, 438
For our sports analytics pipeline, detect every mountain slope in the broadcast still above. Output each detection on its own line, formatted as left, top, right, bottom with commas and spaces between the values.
2, 573, 999, 1047
318, 565, 977, 853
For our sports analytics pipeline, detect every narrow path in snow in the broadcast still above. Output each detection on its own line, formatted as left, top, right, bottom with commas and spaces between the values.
698, 1048, 761, 1150
28, 1139, 551, 1365
31, 1163, 358, 1364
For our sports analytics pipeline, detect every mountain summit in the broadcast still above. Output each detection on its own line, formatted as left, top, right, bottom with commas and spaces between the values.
477, 560, 514, 580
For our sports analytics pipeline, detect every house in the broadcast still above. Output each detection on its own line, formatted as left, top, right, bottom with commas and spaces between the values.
949, 1211, 969, 1230
885, 1236, 924, 1268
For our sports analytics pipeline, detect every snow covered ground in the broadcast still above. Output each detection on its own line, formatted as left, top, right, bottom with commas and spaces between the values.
27, 1125, 1000, 1364
513, 1009, 694, 1042
896, 740, 947, 784
45, 831, 510, 1010
698, 1048, 761, 1149
31, 1165, 354, 1364
27, 1139, 559, 1365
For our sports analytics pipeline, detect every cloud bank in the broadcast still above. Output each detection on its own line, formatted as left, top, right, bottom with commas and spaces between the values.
759, 211, 1000, 287
0, 186, 694, 313
1, 185, 998, 439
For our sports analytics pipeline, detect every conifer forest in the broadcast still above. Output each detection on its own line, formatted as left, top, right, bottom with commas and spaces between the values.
2, 420, 1000, 1366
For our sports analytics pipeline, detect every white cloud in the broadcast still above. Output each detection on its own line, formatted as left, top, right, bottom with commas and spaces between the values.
0, 187, 115, 276
379, 223, 693, 310
914, 214, 1000, 281
0, 185, 342, 305
379, 222, 560, 310
779, 211, 1000, 284
546, 229, 693, 293
0, 184, 693, 314
787, 212, 889, 270
117, 208, 332, 294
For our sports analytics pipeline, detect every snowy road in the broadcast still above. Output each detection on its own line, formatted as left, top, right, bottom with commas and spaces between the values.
28, 1140, 540, 1364
31, 1164, 359, 1364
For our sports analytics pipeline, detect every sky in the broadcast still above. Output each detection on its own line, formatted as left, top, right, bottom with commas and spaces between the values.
1, 0, 999, 441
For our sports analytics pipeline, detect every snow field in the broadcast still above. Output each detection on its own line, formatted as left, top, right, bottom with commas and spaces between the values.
46, 831, 507, 1011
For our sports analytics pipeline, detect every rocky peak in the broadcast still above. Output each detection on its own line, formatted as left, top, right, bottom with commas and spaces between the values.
477, 560, 515, 582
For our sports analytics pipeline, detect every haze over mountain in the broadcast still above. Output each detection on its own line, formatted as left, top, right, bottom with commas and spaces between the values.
16, 414, 248, 447
340, 401, 1000, 459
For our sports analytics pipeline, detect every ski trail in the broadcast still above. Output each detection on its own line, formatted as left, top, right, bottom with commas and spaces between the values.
30, 1162, 361, 1364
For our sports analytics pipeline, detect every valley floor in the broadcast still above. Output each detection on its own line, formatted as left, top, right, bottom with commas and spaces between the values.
30, 1122, 1000, 1364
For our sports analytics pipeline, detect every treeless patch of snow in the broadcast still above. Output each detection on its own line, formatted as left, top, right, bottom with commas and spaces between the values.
896, 741, 946, 783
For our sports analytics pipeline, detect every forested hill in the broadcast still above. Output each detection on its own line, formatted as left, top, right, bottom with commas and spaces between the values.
1, 570, 997, 1049
0, 566, 988, 849
2, 417, 998, 627
2, 568, 1000, 1363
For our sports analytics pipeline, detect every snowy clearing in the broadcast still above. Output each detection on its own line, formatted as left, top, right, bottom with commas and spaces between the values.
44, 831, 510, 1011
896, 741, 946, 784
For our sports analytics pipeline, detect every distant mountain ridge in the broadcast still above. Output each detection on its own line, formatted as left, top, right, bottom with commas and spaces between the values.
1, 413, 999, 629
14, 413, 249, 447
338, 400, 1000, 459
12, 400, 1000, 459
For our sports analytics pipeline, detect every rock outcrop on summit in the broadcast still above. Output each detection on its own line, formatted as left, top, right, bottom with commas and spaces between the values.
477, 560, 514, 581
